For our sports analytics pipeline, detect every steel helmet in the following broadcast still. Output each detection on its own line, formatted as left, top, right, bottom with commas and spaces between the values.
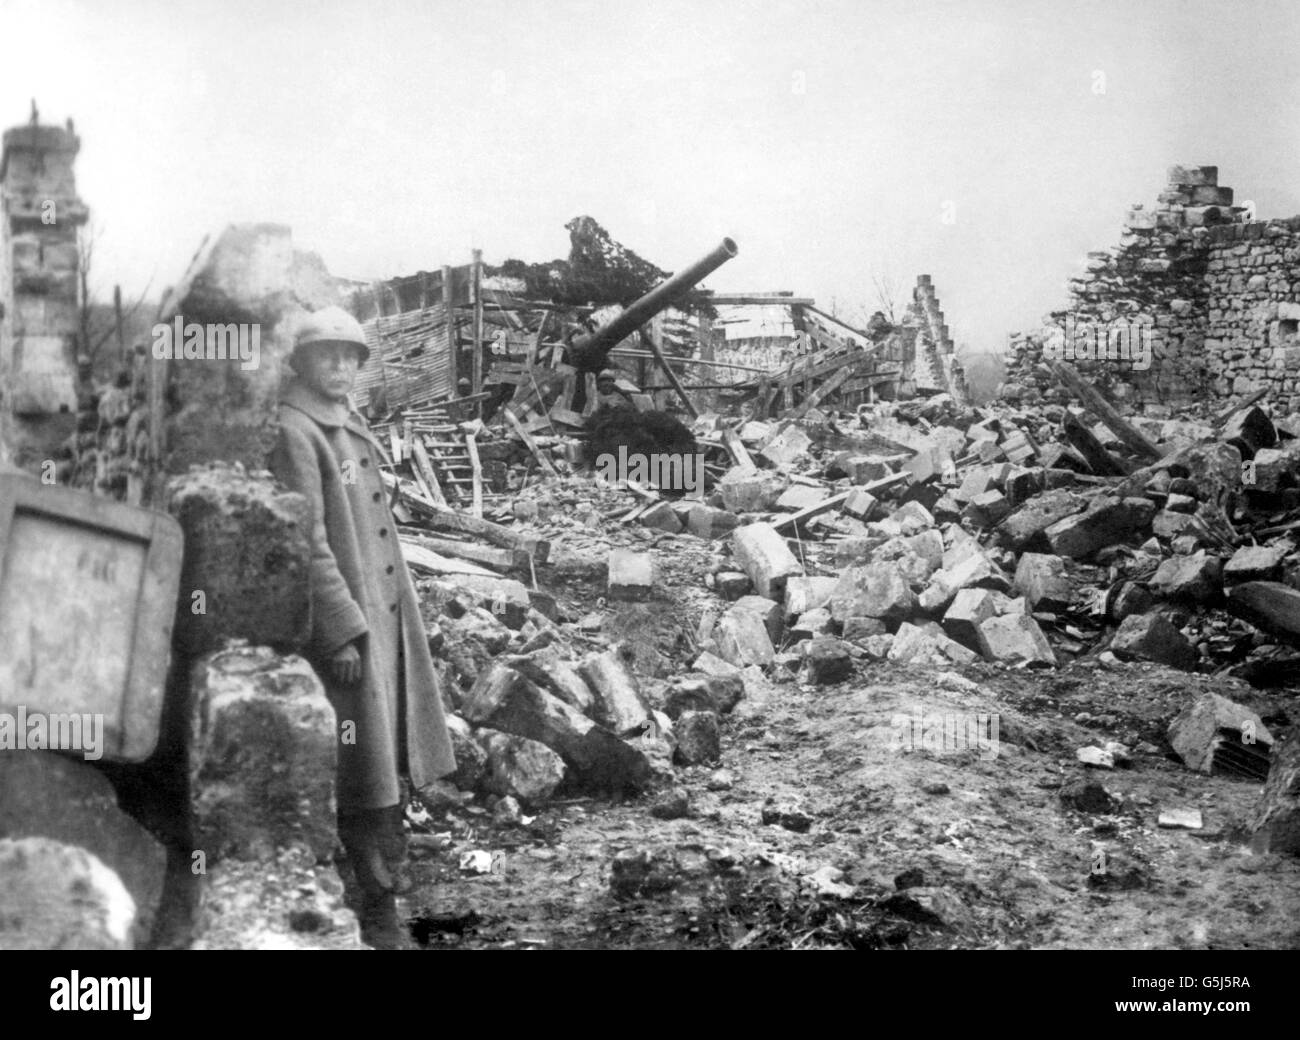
293, 306, 370, 364
597, 368, 621, 382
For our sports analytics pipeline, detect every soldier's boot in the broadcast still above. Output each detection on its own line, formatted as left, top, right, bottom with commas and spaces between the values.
338, 809, 407, 950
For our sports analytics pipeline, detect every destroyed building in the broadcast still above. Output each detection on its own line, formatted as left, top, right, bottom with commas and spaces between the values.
2, 117, 1300, 952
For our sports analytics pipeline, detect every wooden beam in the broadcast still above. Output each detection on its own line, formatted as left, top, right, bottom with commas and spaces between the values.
761, 365, 853, 448
1049, 361, 1161, 461
441, 264, 457, 391
465, 431, 484, 519
720, 425, 758, 474
504, 408, 559, 477
771, 470, 911, 531
471, 248, 484, 411
399, 530, 527, 571
1062, 410, 1126, 476
638, 329, 699, 419
410, 437, 449, 506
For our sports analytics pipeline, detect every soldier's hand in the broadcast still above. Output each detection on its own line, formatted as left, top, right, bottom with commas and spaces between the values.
331, 642, 362, 685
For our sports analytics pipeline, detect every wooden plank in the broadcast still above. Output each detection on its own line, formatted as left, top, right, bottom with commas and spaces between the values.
503, 409, 559, 478
771, 470, 911, 531
720, 425, 758, 474
1049, 361, 1161, 461
638, 329, 699, 419
1062, 410, 1126, 476
401, 541, 499, 578
465, 432, 484, 519
1214, 387, 1269, 425
761, 366, 853, 448
384, 477, 550, 560
410, 438, 449, 506
399, 531, 525, 571
471, 249, 484, 410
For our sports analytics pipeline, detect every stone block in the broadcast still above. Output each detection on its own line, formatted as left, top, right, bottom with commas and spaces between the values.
976, 614, 1057, 667
1224, 544, 1287, 583
830, 563, 918, 624
167, 465, 310, 654
477, 729, 566, 803
0, 752, 166, 948
686, 504, 739, 540
1110, 612, 1196, 670
607, 548, 654, 602
888, 621, 978, 667
801, 638, 854, 684
1045, 497, 1155, 559
731, 522, 804, 600
1150, 550, 1222, 603
0, 837, 135, 950
1013, 552, 1072, 611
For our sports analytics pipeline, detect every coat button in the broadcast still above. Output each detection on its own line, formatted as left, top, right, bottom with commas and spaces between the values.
360, 457, 370, 468
378, 527, 388, 537
389, 603, 398, 613
386, 565, 395, 574
372, 491, 381, 502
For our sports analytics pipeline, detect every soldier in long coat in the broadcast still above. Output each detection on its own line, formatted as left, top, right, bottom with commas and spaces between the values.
268, 306, 455, 948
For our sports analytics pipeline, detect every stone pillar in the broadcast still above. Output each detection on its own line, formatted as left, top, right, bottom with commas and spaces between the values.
0, 116, 89, 471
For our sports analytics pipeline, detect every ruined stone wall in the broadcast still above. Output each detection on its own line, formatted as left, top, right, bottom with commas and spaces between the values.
1003, 165, 1300, 412
0, 121, 89, 471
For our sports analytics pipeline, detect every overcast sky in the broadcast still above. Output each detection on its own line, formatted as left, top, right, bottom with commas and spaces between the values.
4, 0, 1298, 354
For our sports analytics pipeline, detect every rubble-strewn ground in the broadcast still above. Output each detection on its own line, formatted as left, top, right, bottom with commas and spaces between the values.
399, 593, 1300, 951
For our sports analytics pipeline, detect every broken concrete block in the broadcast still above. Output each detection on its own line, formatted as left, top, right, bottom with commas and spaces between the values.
665, 674, 744, 717
608, 548, 654, 602
0, 837, 135, 950
871, 537, 938, 584
639, 500, 683, 534
962, 489, 1010, 527
830, 563, 918, 624
783, 575, 839, 621
714, 610, 777, 668
1251, 730, 1300, 855
579, 646, 653, 736
465, 667, 653, 793
1110, 612, 1196, 670
790, 608, 834, 641
0, 752, 166, 948
1226, 581, 1300, 646
1149, 550, 1222, 603
477, 729, 567, 804
1152, 509, 1196, 539
714, 570, 752, 599
758, 427, 813, 469
1045, 497, 1155, 559
976, 614, 1057, 667
190, 644, 337, 864
729, 594, 783, 644
1245, 446, 1299, 492
444, 574, 532, 629
842, 489, 879, 520
1014, 552, 1072, 612
918, 551, 1011, 613
775, 484, 827, 512
167, 466, 310, 654
887, 500, 935, 534
444, 714, 488, 793
686, 503, 739, 540
888, 621, 978, 667
731, 522, 804, 600
835, 454, 894, 484
801, 637, 854, 684
996, 489, 1087, 551
1224, 544, 1287, 584
1165, 493, 1197, 514
693, 651, 741, 676
674, 711, 722, 765
907, 529, 945, 571
719, 469, 787, 512
942, 588, 999, 650
1111, 582, 1155, 621
1168, 691, 1273, 779
841, 616, 887, 644
511, 646, 598, 716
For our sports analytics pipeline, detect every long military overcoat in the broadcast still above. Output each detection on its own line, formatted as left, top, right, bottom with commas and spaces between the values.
269, 377, 455, 810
